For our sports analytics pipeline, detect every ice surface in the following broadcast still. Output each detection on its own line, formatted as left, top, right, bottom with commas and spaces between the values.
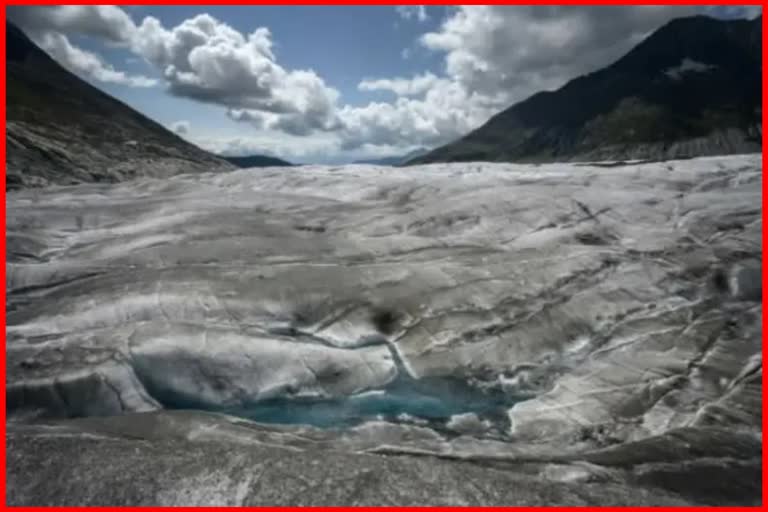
6, 155, 762, 441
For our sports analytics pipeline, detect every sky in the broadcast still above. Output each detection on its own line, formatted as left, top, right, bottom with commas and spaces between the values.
7, 5, 762, 164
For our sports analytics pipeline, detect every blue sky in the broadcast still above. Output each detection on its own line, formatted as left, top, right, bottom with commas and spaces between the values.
8, 5, 762, 164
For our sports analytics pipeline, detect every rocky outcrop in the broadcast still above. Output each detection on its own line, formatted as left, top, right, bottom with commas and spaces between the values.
6, 155, 762, 505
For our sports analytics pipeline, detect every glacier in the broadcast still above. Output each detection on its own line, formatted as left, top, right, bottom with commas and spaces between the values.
6, 154, 762, 505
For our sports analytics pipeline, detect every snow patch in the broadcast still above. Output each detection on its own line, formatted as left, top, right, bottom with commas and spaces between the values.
664, 58, 715, 80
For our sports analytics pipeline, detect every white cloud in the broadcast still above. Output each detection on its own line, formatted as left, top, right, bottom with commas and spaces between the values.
664, 58, 716, 80
339, 78, 497, 150
9, 5, 155, 87
8, 5, 137, 43
396, 6, 429, 23
359, 72, 439, 96
170, 120, 191, 135
124, 14, 343, 136
37, 31, 156, 87
401, 48, 411, 60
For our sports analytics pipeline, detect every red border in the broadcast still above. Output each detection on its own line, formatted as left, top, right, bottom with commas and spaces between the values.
1, 1, 7, 509
762, 10, 767, 512
1, 2, 765, 510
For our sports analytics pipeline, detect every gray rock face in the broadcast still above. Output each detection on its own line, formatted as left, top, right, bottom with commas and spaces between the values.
6, 154, 762, 505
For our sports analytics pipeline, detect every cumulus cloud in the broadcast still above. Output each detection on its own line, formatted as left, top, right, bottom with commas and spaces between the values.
8, 5, 156, 87
131, 14, 342, 136
37, 31, 156, 87
339, 78, 499, 150
396, 6, 429, 23
8, 5, 137, 42
134, 17, 326, 106
170, 120, 191, 135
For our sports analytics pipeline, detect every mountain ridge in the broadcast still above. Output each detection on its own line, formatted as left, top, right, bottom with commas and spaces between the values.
6, 22, 234, 189
409, 15, 762, 165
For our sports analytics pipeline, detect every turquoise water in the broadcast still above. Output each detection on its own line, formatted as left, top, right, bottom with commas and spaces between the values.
152, 372, 518, 430
221, 376, 516, 428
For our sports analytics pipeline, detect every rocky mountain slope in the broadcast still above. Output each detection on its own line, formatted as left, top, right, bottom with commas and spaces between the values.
7, 154, 761, 505
411, 15, 761, 165
6, 22, 234, 189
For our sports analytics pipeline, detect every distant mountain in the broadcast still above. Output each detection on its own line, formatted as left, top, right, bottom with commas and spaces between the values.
409, 15, 761, 165
6, 22, 233, 189
222, 155, 293, 168
355, 147, 430, 166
